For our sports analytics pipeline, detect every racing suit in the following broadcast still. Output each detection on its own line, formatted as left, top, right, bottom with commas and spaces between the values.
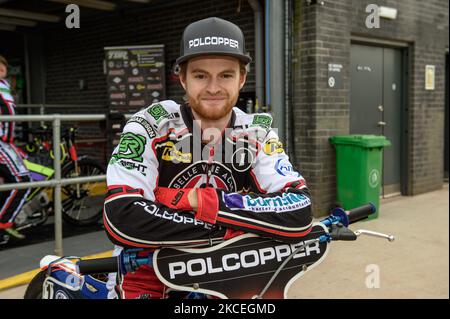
0, 79, 30, 230
104, 100, 313, 299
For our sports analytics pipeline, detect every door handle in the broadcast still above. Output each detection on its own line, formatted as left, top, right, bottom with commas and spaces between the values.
378, 121, 386, 126
378, 105, 384, 112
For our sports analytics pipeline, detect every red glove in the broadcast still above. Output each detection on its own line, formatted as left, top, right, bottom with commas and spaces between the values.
154, 187, 219, 224
153, 187, 192, 211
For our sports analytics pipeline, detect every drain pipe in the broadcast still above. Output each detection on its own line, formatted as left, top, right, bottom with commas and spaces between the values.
267, 0, 285, 141
247, 0, 265, 111
265, 0, 271, 113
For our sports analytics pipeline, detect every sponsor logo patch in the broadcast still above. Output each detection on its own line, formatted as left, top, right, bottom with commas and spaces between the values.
147, 103, 169, 123
263, 138, 284, 156
161, 141, 192, 164
275, 158, 299, 177
112, 132, 146, 163
127, 116, 157, 138
223, 192, 310, 212
109, 157, 148, 176
188, 36, 239, 49
250, 115, 272, 130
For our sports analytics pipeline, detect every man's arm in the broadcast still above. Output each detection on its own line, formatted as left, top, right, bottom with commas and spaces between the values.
156, 130, 313, 243
103, 115, 228, 248
0, 81, 15, 143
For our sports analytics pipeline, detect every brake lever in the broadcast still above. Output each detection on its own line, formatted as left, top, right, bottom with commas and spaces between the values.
354, 229, 395, 242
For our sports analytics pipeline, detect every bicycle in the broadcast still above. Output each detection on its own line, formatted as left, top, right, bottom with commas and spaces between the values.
24, 203, 395, 299
1, 126, 107, 245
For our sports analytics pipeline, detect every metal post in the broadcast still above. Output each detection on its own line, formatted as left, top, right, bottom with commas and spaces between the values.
40, 104, 45, 127
53, 116, 63, 256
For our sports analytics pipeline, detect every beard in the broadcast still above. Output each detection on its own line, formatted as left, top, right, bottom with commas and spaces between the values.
187, 92, 238, 121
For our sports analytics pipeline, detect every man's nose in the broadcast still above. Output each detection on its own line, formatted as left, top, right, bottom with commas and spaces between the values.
205, 77, 221, 94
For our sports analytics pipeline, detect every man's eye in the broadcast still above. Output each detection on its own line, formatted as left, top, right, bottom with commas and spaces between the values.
194, 74, 206, 79
222, 74, 234, 79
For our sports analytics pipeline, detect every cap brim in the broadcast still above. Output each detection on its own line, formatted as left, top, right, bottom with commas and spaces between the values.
176, 52, 252, 66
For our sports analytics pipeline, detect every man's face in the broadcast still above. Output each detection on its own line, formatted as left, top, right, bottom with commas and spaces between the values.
0, 63, 7, 80
180, 55, 246, 121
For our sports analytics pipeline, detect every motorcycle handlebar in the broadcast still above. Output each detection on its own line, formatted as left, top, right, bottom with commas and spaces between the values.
77, 257, 119, 274
347, 203, 376, 223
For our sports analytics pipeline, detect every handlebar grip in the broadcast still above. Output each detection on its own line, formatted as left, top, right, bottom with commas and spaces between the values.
77, 257, 119, 274
347, 203, 376, 223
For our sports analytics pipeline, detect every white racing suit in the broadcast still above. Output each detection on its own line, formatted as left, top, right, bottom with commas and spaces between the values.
104, 100, 313, 298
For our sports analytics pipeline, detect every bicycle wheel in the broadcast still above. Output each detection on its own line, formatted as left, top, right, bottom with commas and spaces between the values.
61, 158, 106, 226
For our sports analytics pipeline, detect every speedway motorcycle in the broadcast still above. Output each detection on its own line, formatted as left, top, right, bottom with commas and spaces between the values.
24, 203, 394, 299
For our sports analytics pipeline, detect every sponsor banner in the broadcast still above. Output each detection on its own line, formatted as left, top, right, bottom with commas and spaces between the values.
223, 192, 310, 213
104, 45, 167, 115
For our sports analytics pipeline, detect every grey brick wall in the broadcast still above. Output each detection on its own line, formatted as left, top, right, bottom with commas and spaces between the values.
350, 0, 449, 195
293, 0, 449, 216
39, 0, 255, 165
42, 0, 255, 105
293, 0, 352, 216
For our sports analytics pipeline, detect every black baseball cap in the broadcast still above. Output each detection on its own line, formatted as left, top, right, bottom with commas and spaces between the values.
176, 17, 252, 66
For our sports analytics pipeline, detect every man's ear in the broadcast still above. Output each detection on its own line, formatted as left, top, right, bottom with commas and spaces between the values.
179, 73, 187, 91
239, 72, 247, 90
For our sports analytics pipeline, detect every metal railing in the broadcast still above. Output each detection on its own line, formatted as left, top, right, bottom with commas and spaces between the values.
0, 114, 107, 256
16, 103, 108, 113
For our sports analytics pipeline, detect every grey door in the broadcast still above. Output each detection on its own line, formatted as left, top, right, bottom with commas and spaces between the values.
350, 44, 403, 196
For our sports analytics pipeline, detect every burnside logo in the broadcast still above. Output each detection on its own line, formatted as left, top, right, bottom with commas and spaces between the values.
168, 241, 320, 279
188, 37, 239, 49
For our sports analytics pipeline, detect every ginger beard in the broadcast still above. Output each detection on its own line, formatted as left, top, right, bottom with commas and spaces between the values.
180, 56, 246, 122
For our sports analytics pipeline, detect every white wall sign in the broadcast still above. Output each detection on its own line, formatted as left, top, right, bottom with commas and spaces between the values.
425, 65, 435, 90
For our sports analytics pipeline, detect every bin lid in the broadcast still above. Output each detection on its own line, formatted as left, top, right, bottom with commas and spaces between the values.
329, 135, 391, 148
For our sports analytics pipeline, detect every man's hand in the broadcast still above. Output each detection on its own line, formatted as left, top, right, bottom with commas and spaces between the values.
188, 189, 198, 210
154, 187, 195, 212
154, 187, 219, 224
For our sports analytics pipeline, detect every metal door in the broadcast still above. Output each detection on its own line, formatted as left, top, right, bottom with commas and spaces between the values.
350, 44, 403, 196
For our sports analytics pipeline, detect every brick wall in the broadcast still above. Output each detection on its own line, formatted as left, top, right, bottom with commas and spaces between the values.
293, 0, 352, 216
350, 0, 449, 195
293, 0, 448, 216
42, 0, 255, 105
38, 0, 255, 165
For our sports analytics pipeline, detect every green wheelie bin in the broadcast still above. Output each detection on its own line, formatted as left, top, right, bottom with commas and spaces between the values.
329, 135, 391, 220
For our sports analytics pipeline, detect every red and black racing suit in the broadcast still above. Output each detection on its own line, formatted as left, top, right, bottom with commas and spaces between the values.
0, 79, 30, 230
104, 100, 313, 299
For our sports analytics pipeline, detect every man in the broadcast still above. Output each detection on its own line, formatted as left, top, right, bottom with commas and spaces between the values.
0, 54, 30, 241
104, 17, 313, 299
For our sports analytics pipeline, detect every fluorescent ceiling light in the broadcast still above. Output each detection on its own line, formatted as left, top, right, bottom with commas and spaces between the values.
0, 17, 37, 27
46, 0, 116, 11
0, 8, 60, 22
125, 0, 152, 3
0, 23, 16, 31
379, 6, 397, 20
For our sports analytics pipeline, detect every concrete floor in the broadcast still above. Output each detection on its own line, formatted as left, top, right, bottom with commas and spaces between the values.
288, 184, 449, 299
1, 185, 448, 299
